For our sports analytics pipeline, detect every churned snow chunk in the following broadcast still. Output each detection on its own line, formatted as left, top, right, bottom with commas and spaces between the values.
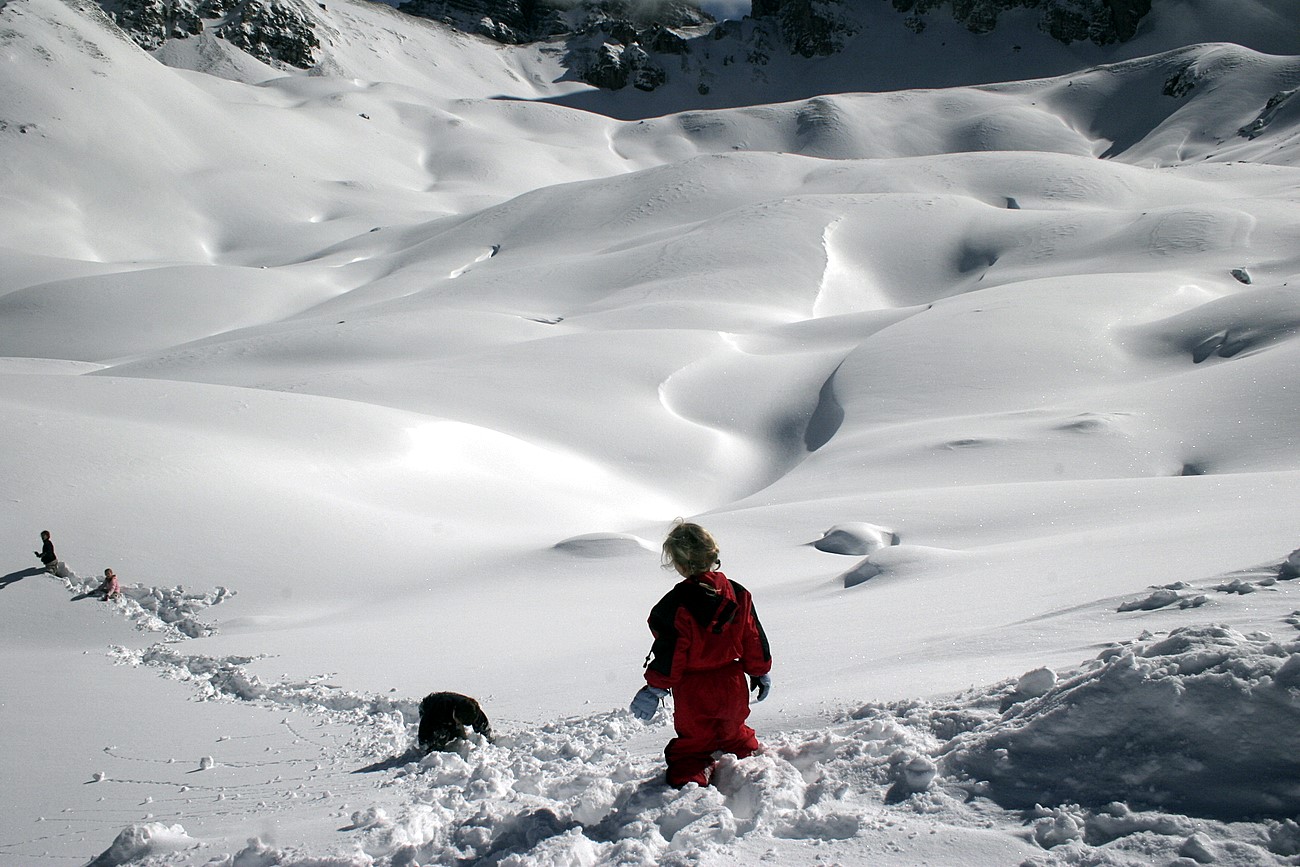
1271, 819, 1300, 856
1215, 577, 1259, 594
1015, 667, 1057, 698
1275, 654, 1300, 688
900, 755, 938, 792
1180, 831, 1218, 863
1118, 587, 1183, 611
1032, 807, 1085, 849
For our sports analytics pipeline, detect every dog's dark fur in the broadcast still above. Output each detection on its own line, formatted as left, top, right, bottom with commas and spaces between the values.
418, 692, 492, 753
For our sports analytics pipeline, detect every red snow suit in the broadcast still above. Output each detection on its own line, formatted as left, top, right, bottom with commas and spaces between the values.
644, 571, 772, 787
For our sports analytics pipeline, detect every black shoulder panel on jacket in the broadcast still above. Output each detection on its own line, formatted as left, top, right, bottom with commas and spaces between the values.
729, 579, 772, 663
646, 585, 689, 679
678, 582, 727, 630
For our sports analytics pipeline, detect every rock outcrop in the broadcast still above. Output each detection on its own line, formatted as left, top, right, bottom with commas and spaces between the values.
100, 0, 320, 67
750, 0, 857, 57
397, 0, 708, 45
396, 0, 708, 89
887, 0, 1153, 45
93, 0, 1160, 87
217, 0, 320, 68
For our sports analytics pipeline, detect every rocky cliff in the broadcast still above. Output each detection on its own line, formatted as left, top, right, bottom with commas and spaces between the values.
890, 0, 1154, 44
99, 0, 321, 67
394, 0, 1160, 91
94, 0, 1160, 85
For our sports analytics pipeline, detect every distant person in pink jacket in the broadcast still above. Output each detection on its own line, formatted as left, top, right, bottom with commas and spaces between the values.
97, 568, 120, 601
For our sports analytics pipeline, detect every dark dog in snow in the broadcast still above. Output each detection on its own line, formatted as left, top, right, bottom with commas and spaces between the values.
418, 692, 492, 753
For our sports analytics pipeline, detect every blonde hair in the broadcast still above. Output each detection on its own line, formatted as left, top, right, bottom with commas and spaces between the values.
662, 521, 720, 575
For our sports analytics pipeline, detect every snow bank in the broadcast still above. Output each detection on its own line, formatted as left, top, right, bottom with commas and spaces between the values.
61, 573, 235, 638
87, 822, 196, 866
86, 620, 1300, 865
943, 624, 1300, 821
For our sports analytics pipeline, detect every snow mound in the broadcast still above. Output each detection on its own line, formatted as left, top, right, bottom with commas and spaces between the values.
838, 545, 962, 589
87, 822, 195, 866
1126, 286, 1300, 365
553, 532, 656, 558
943, 624, 1300, 821
811, 522, 898, 556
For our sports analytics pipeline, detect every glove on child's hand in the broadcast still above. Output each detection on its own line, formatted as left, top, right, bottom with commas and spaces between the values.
750, 674, 771, 702
629, 685, 669, 720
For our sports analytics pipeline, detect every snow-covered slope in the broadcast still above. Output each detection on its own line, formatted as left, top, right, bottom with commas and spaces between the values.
1, 0, 1299, 863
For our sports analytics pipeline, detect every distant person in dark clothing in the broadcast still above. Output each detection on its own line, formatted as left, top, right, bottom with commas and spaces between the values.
417, 692, 493, 752
35, 530, 58, 573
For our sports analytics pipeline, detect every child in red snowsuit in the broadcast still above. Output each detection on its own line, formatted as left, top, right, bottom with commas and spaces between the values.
630, 522, 772, 787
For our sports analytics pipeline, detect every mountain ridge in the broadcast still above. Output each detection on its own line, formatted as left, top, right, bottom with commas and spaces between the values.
90, 0, 1300, 100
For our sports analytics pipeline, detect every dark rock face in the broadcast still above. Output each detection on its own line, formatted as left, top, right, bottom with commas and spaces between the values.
751, 0, 856, 57
102, 0, 321, 67
579, 0, 711, 31
644, 23, 690, 54
1162, 61, 1199, 98
395, 0, 705, 88
887, 0, 1153, 45
397, 0, 708, 44
396, 0, 553, 44
572, 38, 671, 90
104, 0, 203, 49
587, 41, 633, 88
1041, 0, 1152, 44
218, 0, 320, 67
95, 0, 1160, 88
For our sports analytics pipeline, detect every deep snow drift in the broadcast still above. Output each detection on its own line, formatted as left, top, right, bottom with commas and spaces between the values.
59, 595, 1300, 866
1, 0, 1299, 863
